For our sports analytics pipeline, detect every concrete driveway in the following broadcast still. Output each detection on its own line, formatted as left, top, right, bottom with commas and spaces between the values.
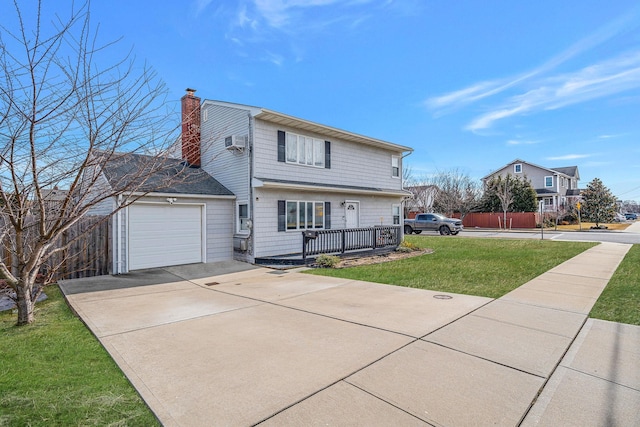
60, 244, 640, 427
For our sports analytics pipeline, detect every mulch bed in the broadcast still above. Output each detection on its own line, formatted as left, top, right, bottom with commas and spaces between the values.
335, 249, 433, 268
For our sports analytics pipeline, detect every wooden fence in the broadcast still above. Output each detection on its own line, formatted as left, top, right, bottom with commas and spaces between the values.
453, 212, 540, 229
1, 216, 111, 282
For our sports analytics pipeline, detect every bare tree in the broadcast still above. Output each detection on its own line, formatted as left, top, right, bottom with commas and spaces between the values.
429, 169, 481, 218
0, 1, 181, 325
495, 176, 515, 229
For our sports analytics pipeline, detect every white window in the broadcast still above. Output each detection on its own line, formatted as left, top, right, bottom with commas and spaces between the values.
392, 204, 401, 225
392, 156, 400, 178
545, 176, 553, 187
544, 197, 553, 207
237, 202, 249, 233
286, 201, 325, 230
285, 132, 324, 167
514, 163, 522, 173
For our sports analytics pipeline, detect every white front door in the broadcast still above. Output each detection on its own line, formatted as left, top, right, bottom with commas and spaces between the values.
345, 201, 359, 228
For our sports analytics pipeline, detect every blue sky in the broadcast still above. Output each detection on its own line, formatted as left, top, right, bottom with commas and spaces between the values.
5, 1, 640, 201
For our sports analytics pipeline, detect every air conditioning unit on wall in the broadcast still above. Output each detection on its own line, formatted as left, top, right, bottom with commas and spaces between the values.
225, 135, 246, 150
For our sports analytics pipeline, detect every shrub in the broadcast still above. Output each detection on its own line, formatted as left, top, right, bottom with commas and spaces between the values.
315, 254, 340, 268
398, 240, 420, 252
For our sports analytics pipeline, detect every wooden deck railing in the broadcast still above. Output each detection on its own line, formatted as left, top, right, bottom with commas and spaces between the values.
302, 225, 401, 262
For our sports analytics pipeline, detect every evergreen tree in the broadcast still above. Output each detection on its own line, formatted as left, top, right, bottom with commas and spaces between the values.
480, 175, 538, 213
581, 178, 617, 227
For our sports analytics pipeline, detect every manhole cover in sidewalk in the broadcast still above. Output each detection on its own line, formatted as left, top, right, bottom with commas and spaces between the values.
433, 294, 453, 300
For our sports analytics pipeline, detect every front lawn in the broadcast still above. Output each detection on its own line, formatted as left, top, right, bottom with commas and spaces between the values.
590, 244, 640, 326
0, 285, 159, 427
306, 236, 596, 298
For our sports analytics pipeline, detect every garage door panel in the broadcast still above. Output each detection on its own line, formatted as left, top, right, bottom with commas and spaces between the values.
129, 204, 204, 270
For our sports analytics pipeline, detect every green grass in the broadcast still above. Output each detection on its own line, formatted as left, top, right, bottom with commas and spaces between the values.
590, 244, 640, 326
0, 285, 160, 427
307, 236, 597, 299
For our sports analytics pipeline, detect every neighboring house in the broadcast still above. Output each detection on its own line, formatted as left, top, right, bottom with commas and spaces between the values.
89, 88, 413, 272
192, 90, 413, 263
482, 159, 581, 212
86, 151, 235, 274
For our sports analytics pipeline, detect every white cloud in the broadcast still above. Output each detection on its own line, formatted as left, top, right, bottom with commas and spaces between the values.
546, 154, 592, 161
193, 0, 214, 16
465, 50, 640, 131
426, 5, 640, 131
254, 0, 362, 28
264, 51, 284, 66
507, 139, 539, 145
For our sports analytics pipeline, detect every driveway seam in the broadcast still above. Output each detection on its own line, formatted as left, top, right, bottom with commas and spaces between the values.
253, 338, 424, 426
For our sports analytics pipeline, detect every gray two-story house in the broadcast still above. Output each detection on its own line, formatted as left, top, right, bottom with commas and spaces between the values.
192, 91, 413, 263
482, 159, 581, 211
88, 89, 412, 273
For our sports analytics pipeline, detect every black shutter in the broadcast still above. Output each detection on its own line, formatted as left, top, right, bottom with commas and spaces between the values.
324, 141, 331, 169
277, 131, 286, 162
278, 200, 286, 231
324, 202, 331, 229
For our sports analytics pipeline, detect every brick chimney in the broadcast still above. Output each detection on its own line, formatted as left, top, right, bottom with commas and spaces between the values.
181, 88, 201, 167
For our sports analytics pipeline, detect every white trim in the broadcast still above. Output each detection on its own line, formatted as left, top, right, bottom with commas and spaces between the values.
236, 200, 249, 234
392, 203, 401, 225
391, 155, 400, 179
253, 178, 409, 197
128, 191, 235, 200
514, 163, 522, 173
544, 176, 553, 188
285, 131, 325, 168
285, 200, 326, 231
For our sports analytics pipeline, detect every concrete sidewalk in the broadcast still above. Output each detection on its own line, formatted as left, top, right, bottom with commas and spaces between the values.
60, 242, 640, 426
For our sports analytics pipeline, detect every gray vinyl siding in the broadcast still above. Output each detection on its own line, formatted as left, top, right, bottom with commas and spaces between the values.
198, 102, 408, 259
253, 119, 404, 191
489, 163, 555, 192
86, 194, 116, 216
200, 103, 251, 202
252, 188, 402, 257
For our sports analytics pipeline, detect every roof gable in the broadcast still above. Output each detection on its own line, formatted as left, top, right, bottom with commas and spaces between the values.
551, 166, 580, 179
483, 159, 579, 180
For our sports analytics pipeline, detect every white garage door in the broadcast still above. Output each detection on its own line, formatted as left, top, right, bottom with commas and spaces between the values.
129, 203, 204, 270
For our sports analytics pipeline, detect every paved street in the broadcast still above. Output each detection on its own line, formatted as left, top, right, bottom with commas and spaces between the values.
459, 220, 640, 244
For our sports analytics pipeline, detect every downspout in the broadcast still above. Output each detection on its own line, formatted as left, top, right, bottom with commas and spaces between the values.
400, 150, 413, 238
401, 150, 413, 190
116, 194, 123, 274
247, 112, 254, 258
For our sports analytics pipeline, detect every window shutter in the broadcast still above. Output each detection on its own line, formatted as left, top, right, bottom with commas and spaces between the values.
277, 131, 286, 162
324, 202, 331, 229
324, 141, 331, 169
278, 200, 286, 231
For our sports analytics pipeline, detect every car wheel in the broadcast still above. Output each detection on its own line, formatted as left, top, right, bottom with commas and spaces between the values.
414, 230, 422, 234
451, 231, 459, 235
404, 225, 413, 235
439, 226, 451, 236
